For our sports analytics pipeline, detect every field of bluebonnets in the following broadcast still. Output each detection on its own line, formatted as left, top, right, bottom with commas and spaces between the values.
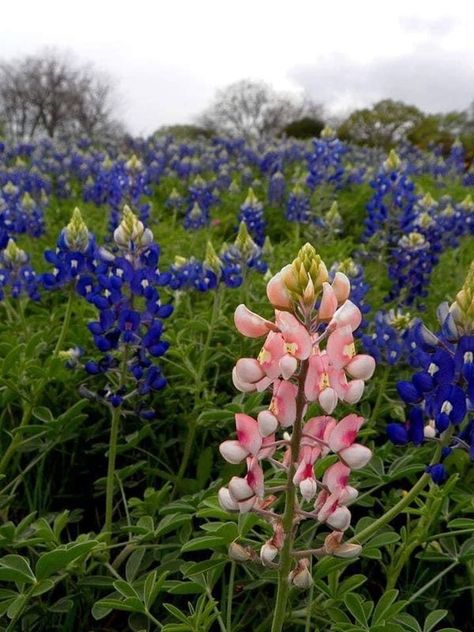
0, 130, 472, 632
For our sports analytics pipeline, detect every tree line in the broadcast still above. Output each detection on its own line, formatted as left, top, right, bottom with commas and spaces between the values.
1, 50, 474, 155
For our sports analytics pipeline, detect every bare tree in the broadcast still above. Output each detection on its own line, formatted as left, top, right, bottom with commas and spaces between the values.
0, 50, 122, 142
198, 80, 322, 141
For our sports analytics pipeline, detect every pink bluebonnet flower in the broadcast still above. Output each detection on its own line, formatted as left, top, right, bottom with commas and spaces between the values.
218, 243, 374, 583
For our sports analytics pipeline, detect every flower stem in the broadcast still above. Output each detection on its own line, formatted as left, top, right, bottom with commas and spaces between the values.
226, 561, 236, 632
271, 358, 309, 632
104, 405, 121, 547
52, 284, 75, 357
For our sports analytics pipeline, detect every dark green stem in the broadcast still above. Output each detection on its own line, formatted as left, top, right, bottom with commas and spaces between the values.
271, 358, 309, 632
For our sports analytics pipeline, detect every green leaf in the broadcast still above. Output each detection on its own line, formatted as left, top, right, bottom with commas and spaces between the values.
6, 594, 27, 620
31, 579, 55, 596
181, 535, 225, 553
113, 580, 140, 600
344, 593, 368, 626
394, 613, 422, 632
126, 549, 145, 583
181, 559, 226, 577
372, 590, 399, 625
424, 610, 448, 632
366, 532, 400, 548
143, 570, 168, 610
0, 555, 36, 584
196, 447, 213, 487
447, 518, 474, 529
35, 540, 98, 579
94, 597, 145, 614
155, 513, 192, 539
32, 406, 55, 423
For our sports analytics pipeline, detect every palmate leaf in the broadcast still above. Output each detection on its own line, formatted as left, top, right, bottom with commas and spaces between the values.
35, 540, 99, 580
0, 555, 36, 584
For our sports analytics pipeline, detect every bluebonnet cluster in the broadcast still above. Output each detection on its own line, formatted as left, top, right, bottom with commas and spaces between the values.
42, 207, 97, 289
268, 170, 286, 206
238, 188, 266, 246
83, 206, 173, 414
306, 127, 346, 191
361, 309, 413, 365
1, 183, 45, 238
183, 176, 218, 230
168, 222, 268, 292
285, 182, 311, 223
0, 238, 40, 301
363, 150, 417, 243
83, 154, 152, 233
387, 264, 474, 482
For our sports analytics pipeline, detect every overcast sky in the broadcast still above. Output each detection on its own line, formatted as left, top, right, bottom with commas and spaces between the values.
1, 1, 473, 135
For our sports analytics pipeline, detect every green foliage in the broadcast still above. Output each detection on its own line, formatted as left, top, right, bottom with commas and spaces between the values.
283, 117, 325, 139
0, 163, 472, 631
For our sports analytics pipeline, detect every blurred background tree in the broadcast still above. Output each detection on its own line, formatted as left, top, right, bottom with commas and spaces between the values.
0, 49, 123, 143
197, 79, 323, 141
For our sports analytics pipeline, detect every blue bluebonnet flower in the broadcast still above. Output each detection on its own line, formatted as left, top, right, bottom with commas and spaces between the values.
238, 188, 266, 246
387, 264, 474, 482
285, 182, 311, 224
306, 127, 346, 191
183, 202, 209, 230
363, 150, 416, 244
42, 207, 97, 289
168, 254, 218, 293
0, 238, 40, 301
0, 188, 45, 238
268, 170, 286, 206
84, 206, 172, 413
362, 309, 412, 365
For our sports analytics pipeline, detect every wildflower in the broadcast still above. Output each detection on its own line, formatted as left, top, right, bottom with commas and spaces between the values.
218, 243, 373, 583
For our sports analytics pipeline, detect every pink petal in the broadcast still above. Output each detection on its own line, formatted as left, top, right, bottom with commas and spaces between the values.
234, 304, 275, 337
218, 487, 239, 511
271, 380, 297, 427
246, 458, 264, 497
339, 444, 372, 469
326, 505, 351, 531
343, 379, 365, 404
232, 367, 256, 393
279, 354, 298, 380
318, 388, 338, 414
219, 440, 249, 464
266, 270, 292, 309
259, 332, 286, 379
323, 462, 351, 494
228, 476, 254, 501
346, 355, 376, 380
304, 354, 320, 402
235, 358, 266, 383
328, 414, 364, 452
330, 300, 362, 332
300, 478, 317, 501
319, 282, 338, 320
331, 272, 350, 303
275, 311, 313, 359
259, 434, 276, 459
258, 410, 278, 436
236, 413, 262, 455
327, 325, 355, 369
